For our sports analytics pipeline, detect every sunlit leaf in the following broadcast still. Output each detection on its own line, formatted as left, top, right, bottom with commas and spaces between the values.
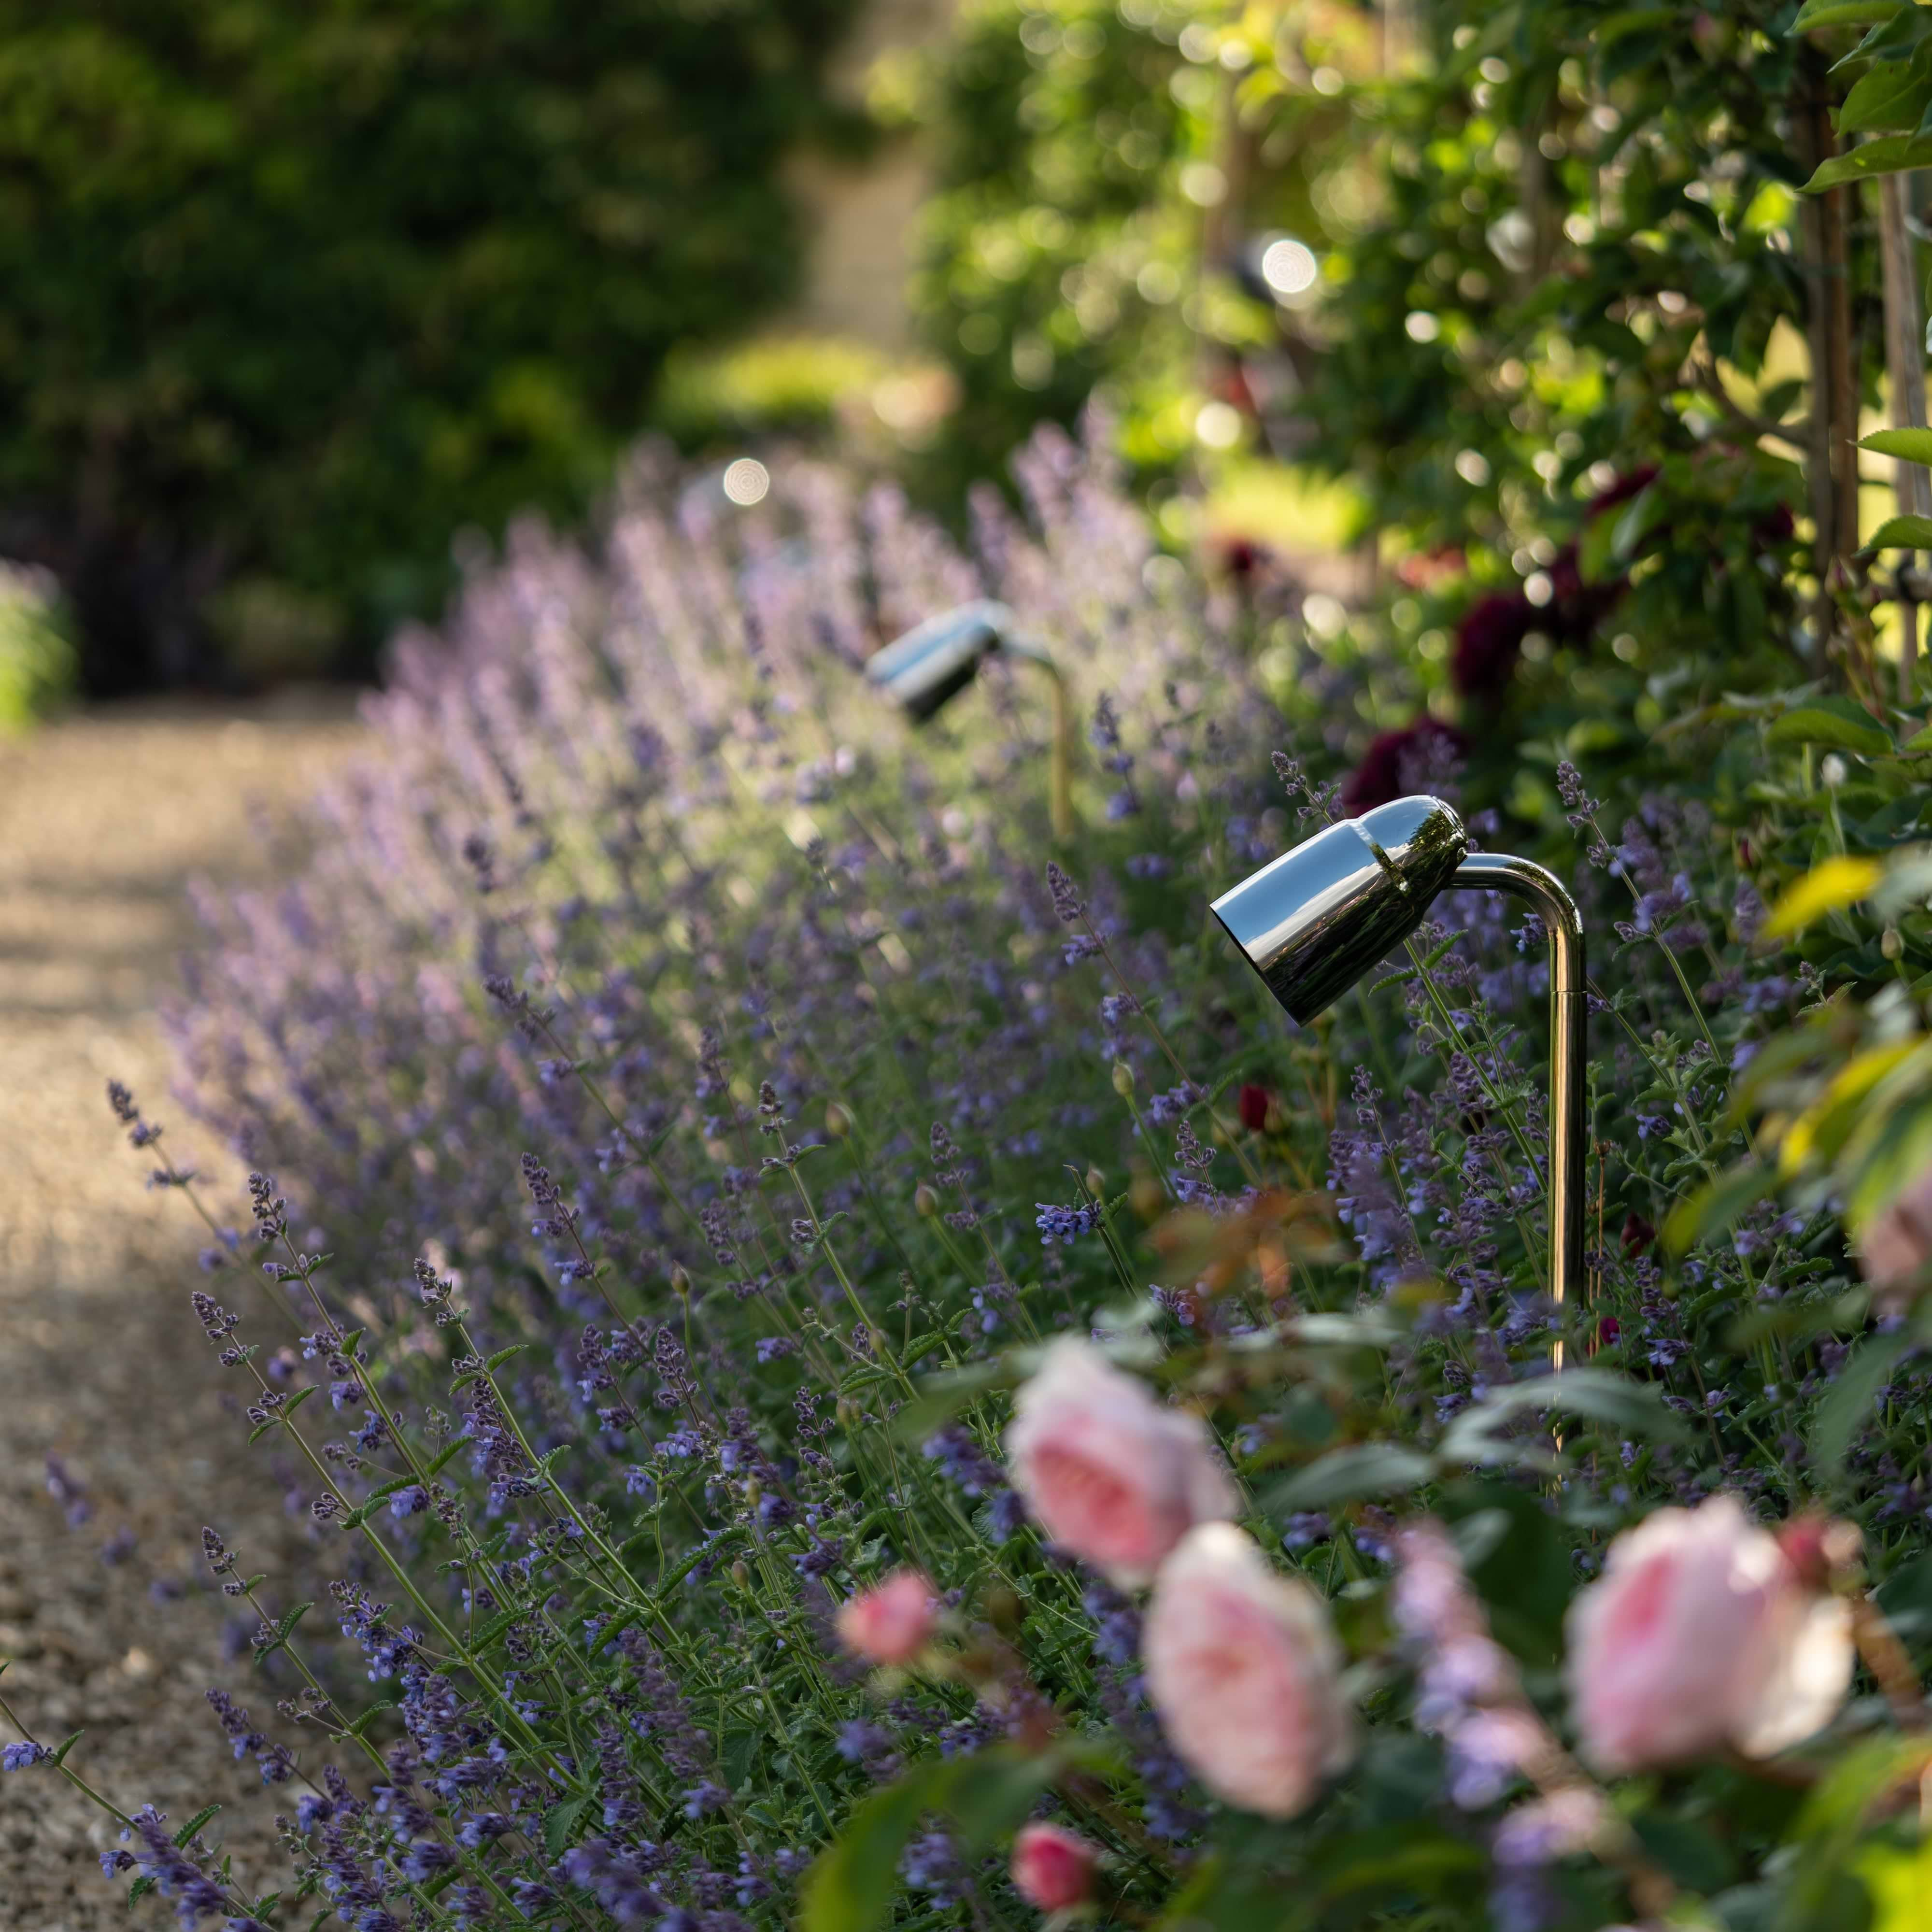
1861, 514, 1932, 551
1265, 1443, 1434, 1511
1760, 856, 1887, 938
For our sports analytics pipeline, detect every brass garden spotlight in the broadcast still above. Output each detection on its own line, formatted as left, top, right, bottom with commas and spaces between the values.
866, 599, 1074, 842
1210, 795, 1586, 1322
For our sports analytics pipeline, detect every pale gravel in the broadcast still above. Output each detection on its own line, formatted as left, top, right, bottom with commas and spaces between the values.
0, 695, 361, 1929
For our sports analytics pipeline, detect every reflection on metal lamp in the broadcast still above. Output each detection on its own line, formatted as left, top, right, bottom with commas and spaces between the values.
1210, 795, 1586, 1320
866, 600, 1074, 842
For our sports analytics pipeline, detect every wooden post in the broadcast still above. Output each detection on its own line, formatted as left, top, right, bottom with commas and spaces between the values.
1799, 58, 1859, 659
1879, 171, 1929, 707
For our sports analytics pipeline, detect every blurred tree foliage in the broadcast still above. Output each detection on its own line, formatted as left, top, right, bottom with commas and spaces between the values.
911, 0, 1922, 792
0, 0, 867, 691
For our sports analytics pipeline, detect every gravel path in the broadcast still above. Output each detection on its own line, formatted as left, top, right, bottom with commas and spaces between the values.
0, 696, 361, 1929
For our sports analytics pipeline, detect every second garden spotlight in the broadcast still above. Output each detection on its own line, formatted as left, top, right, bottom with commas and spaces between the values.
865, 600, 1074, 842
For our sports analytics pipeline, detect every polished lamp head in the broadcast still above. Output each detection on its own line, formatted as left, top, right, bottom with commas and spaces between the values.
866, 599, 1030, 721
1211, 795, 1469, 1023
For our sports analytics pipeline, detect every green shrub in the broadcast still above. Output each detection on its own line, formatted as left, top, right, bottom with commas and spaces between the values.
0, 0, 868, 690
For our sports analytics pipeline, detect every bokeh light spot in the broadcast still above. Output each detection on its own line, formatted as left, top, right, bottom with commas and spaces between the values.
722, 458, 769, 506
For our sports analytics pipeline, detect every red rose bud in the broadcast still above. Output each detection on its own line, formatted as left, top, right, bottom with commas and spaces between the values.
1620, 1213, 1656, 1257
1011, 1823, 1099, 1912
1776, 1515, 1860, 1592
1238, 1084, 1272, 1132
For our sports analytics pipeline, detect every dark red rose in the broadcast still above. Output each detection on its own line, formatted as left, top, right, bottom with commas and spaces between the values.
1238, 1083, 1272, 1132
1584, 464, 1660, 521
1449, 591, 1535, 702
1621, 1212, 1656, 1256
1596, 1315, 1622, 1347
1340, 716, 1469, 813
1216, 535, 1272, 584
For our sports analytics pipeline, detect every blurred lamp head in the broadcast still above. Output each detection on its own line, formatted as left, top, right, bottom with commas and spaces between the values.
1210, 795, 1468, 1023
866, 599, 1050, 722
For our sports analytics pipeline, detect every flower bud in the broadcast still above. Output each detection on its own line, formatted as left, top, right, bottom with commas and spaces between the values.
730, 1558, 750, 1590
1010, 1823, 1099, 1913
914, 1183, 939, 1218
1111, 1061, 1135, 1097
670, 1264, 691, 1297
825, 1100, 852, 1138
1883, 926, 1903, 960
1084, 1165, 1106, 1200
835, 1569, 938, 1665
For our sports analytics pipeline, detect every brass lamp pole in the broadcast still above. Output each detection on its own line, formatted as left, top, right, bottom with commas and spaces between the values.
865, 600, 1074, 843
1210, 795, 1586, 1320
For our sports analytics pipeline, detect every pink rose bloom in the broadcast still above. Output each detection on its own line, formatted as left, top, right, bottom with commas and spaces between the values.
835, 1570, 938, 1665
1857, 1160, 1932, 1308
1010, 1822, 1098, 1912
1005, 1338, 1236, 1587
1143, 1522, 1353, 1817
1566, 1494, 1853, 1774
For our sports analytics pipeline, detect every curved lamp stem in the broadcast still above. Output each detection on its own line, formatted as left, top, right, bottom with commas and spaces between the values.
1043, 662, 1074, 846
1453, 853, 1587, 1328
1005, 634, 1075, 844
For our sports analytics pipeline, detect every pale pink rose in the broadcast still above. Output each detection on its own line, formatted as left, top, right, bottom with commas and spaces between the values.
1565, 1494, 1853, 1774
1005, 1338, 1236, 1587
1857, 1160, 1932, 1307
1142, 1522, 1353, 1818
836, 1570, 938, 1665
1010, 1822, 1098, 1912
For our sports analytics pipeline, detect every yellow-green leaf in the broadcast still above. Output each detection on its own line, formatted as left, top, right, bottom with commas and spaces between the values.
1860, 1837, 1932, 1932
1792, 0, 1905, 28
1766, 698, 1894, 757
1861, 427, 1932, 466
1806, 132, 1932, 190
1863, 514, 1932, 552
1761, 856, 1886, 939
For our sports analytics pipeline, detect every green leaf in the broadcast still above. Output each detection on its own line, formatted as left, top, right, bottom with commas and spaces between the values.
424, 1437, 467, 1478
1862, 514, 1932, 551
1153, 1853, 1293, 1932
1792, 0, 1905, 29
1767, 699, 1893, 758
255, 1602, 316, 1667
1839, 38, 1932, 130
1308, 1823, 1488, 1909
128, 1875, 157, 1906
800, 1759, 958, 1932
1761, 854, 1889, 937
346, 1700, 398, 1738
1436, 1369, 1689, 1469
1663, 1160, 1778, 1254
485, 1344, 527, 1372
890, 1357, 1025, 1441
1810, 1331, 1910, 1484
941, 1745, 1063, 1853
1804, 131, 1932, 189
173, 1804, 223, 1849
1265, 1442, 1434, 1512
1862, 426, 1932, 466
543, 1795, 591, 1859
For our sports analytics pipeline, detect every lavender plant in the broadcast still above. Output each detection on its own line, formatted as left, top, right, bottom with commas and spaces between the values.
8, 423, 1932, 1932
